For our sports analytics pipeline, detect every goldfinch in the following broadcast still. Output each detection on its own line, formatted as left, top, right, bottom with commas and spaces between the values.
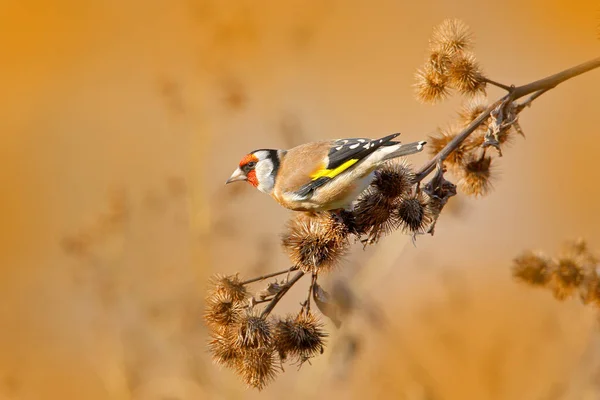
226, 133, 426, 212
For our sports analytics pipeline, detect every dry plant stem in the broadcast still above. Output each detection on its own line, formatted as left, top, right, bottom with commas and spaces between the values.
241, 267, 297, 285
415, 56, 600, 181
508, 57, 600, 100
483, 77, 512, 91
516, 88, 550, 112
304, 273, 318, 313
260, 270, 305, 317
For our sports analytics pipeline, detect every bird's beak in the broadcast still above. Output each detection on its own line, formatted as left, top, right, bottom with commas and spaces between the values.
226, 168, 247, 184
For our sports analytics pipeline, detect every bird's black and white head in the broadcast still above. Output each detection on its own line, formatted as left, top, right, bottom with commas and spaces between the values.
226, 149, 283, 194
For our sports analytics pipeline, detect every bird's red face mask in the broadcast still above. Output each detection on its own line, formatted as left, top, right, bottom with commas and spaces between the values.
226, 154, 259, 187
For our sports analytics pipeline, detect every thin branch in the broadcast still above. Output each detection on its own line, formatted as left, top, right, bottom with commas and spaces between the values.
483, 77, 513, 91
415, 56, 600, 182
303, 272, 318, 314
510, 57, 600, 100
516, 88, 550, 112
261, 270, 305, 317
241, 266, 297, 285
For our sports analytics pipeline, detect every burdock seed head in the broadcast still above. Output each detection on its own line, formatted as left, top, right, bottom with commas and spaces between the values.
396, 191, 433, 235
551, 240, 599, 301
512, 250, 555, 287
429, 18, 473, 55
550, 257, 586, 300
273, 312, 327, 364
353, 162, 415, 243
236, 347, 278, 390
448, 51, 486, 95
458, 95, 489, 127
235, 310, 272, 349
353, 188, 400, 244
579, 269, 600, 306
414, 64, 450, 104
456, 153, 494, 197
281, 212, 350, 273
209, 273, 248, 302
560, 239, 599, 271
208, 328, 241, 368
428, 124, 474, 166
204, 292, 244, 329
427, 48, 452, 77
372, 160, 416, 200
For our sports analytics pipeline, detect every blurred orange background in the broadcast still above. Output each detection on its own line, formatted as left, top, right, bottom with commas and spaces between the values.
1, 0, 599, 399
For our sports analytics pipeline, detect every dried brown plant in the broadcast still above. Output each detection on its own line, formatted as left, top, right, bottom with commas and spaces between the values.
415, 65, 450, 104
513, 251, 554, 287
273, 312, 327, 364
206, 17, 600, 390
429, 18, 473, 55
281, 212, 350, 273
396, 191, 434, 235
456, 153, 494, 197
513, 240, 600, 306
353, 160, 416, 243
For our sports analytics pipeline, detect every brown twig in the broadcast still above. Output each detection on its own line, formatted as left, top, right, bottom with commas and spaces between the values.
241, 267, 297, 285
415, 56, 600, 182
483, 77, 513, 91
303, 272, 319, 314
260, 270, 305, 317
516, 88, 550, 112
509, 57, 600, 100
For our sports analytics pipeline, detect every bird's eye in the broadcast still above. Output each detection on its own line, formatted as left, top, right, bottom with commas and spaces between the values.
246, 161, 256, 169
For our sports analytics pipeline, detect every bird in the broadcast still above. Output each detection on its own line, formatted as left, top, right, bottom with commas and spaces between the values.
226, 133, 426, 212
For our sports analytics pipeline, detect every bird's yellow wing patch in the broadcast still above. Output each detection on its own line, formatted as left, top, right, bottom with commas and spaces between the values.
310, 159, 358, 180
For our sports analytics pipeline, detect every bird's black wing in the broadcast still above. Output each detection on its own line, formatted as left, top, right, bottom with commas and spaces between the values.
293, 133, 400, 199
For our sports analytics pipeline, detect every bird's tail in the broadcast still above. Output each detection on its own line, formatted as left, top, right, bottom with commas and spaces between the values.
381, 140, 427, 161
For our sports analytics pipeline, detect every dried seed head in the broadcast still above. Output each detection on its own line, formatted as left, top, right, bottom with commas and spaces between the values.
456, 154, 494, 197
273, 312, 327, 364
208, 329, 241, 368
281, 212, 349, 273
352, 161, 415, 243
235, 311, 272, 349
560, 239, 599, 271
458, 95, 489, 127
209, 274, 248, 302
579, 270, 600, 305
555, 240, 599, 302
512, 251, 555, 286
427, 48, 452, 76
414, 65, 450, 104
236, 347, 278, 390
396, 192, 433, 234
448, 52, 486, 95
352, 189, 400, 244
428, 124, 471, 166
551, 258, 586, 300
430, 18, 473, 54
372, 160, 416, 200
204, 292, 244, 329
468, 131, 486, 149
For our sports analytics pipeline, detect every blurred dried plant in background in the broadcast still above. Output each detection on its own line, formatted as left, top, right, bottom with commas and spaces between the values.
206, 17, 600, 390
513, 239, 600, 305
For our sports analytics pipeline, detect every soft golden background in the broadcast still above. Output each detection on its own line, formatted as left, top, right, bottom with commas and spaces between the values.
1, 0, 599, 399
